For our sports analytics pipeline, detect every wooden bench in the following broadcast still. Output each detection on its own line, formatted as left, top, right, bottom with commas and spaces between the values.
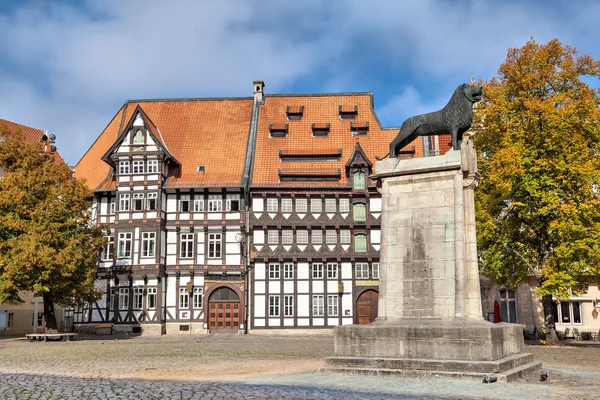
95, 323, 114, 335
25, 333, 78, 342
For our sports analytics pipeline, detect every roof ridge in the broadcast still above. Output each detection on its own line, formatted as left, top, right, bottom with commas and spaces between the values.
126, 96, 253, 103
266, 92, 373, 98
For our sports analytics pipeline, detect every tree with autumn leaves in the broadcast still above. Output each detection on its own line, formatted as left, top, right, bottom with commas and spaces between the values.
0, 124, 104, 333
475, 39, 600, 342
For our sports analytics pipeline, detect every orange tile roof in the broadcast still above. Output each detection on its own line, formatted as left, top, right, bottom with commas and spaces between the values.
0, 119, 65, 164
76, 99, 254, 190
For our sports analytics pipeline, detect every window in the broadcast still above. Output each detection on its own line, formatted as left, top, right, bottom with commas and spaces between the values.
180, 233, 194, 258
553, 301, 581, 325
180, 196, 190, 212
147, 159, 159, 173
296, 230, 308, 244
225, 195, 240, 212
117, 232, 132, 258
355, 234, 367, 252
353, 203, 366, 221
133, 129, 144, 144
355, 262, 369, 279
328, 295, 339, 316
499, 289, 517, 323
266, 198, 278, 213
325, 230, 337, 244
146, 193, 157, 210
325, 198, 336, 213
573, 301, 582, 324
208, 233, 222, 258
281, 230, 293, 245
179, 287, 189, 309
193, 287, 203, 309
142, 232, 156, 258
313, 295, 324, 316
119, 161, 130, 175
7, 313, 13, 329
327, 263, 338, 279
119, 194, 130, 211
119, 288, 129, 310
372, 262, 380, 279
101, 236, 114, 261
269, 263, 280, 279
32, 312, 43, 327
269, 295, 280, 317
353, 171, 365, 190
267, 230, 279, 245
194, 199, 204, 212
110, 200, 116, 214
340, 230, 351, 244
132, 160, 144, 174
133, 287, 143, 309
132, 193, 144, 211
147, 288, 157, 309
284, 263, 294, 279
295, 198, 307, 213
339, 198, 350, 213
208, 195, 222, 212
312, 263, 323, 279
284, 295, 294, 316
281, 198, 293, 213
311, 230, 323, 245
310, 198, 322, 213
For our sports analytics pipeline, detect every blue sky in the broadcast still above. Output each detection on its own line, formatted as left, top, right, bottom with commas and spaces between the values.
1, 0, 599, 165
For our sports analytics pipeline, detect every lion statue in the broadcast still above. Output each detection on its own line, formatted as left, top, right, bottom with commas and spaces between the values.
381, 84, 482, 159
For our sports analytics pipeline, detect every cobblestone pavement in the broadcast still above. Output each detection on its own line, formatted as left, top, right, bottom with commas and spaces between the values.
0, 335, 598, 399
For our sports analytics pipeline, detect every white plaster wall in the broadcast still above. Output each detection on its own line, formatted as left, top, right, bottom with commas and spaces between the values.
255, 295, 265, 317
297, 262, 309, 279
297, 294, 309, 317
255, 263, 265, 280
252, 198, 264, 212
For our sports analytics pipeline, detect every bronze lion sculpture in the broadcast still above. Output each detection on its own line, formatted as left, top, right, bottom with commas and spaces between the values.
381, 84, 482, 159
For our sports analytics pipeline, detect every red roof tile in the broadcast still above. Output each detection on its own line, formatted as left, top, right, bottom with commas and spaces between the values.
0, 119, 65, 164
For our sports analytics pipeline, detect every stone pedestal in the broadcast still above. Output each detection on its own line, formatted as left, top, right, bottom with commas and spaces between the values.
324, 145, 541, 381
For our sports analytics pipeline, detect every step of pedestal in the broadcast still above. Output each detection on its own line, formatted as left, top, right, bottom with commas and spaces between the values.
497, 361, 543, 382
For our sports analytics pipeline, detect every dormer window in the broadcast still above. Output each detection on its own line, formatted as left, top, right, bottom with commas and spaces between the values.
352, 171, 365, 190
311, 123, 330, 137
286, 105, 304, 121
269, 123, 288, 138
351, 121, 369, 136
339, 104, 358, 120
133, 129, 145, 145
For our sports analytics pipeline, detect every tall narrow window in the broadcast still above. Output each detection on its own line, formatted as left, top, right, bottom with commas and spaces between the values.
119, 161, 130, 175
180, 233, 194, 258
327, 295, 339, 316
132, 160, 144, 174
194, 199, 204, 212
284, 295, 294, 316
281, 198, 293, 213
133, 287, 143, 309
325, 198, 336, 213
133, 129, 144, 144
313, 295, 324, 316
283, 263, 294, 279
266, 198, 278, 213
269, 263, 280, 279
573, 301, 582, 324
355, 234, 367, 252
310, 198, 322, 213
208, 195, 222, 212
312, 263, 324, 279
372, 262, 380, 279
132, 193, 144, 211
499, 289, 517, 323
119, 288, 129, 310
119, 194, 130, 211
295, 198, 307, 213
110, 200, 116, 214
142, 232, 156, 258
353, 171, 365, 190
327, 263, 338, 279
339, 198, 350, 213
146, 193, 157, 210
147, 288, 157, 309
179, 287, 189, 309
193, 287, 203, 309
180, 196, 190, 212
269, 295, 280, 317
147, 159, 159, 173
353, 203, 366, 221
117, 233, 132, 258
101, 236, 114, 261
208, 233, 222, 258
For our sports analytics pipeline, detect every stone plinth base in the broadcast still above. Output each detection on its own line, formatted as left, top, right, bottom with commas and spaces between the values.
324, 319, 541, 381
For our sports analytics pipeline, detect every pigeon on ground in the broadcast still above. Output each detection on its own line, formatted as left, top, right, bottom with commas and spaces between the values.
540, 373, 548, 382
482, 376, 497, 383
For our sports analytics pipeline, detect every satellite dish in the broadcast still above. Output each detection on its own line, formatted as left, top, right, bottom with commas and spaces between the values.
49, 134, 56, 141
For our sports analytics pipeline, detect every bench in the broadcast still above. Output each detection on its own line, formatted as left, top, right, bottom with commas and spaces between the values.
25, 333, 78, 342
95, 323, 114, 335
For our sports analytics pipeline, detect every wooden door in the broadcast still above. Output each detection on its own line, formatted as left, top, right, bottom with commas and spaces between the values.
208, 287, 241, 332
356, 290, 378, 324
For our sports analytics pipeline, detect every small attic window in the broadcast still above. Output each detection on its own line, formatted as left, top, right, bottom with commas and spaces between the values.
133, 129, 144, 144
197, 166, 206, 172
286, 105, 304, 121
269, 123, 288, 138
339, 104, 358, 120
351, 121, 369, 136
311, 123, 330, 137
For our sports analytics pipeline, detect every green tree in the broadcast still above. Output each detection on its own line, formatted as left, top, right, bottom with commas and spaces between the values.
475, 38, 600, 342
0, 124, 105, 333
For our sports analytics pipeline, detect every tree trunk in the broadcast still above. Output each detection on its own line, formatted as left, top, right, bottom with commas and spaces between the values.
542, 294, 559, 344
42, 293, 59, 334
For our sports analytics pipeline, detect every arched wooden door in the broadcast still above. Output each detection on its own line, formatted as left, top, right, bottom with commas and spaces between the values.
208, 287, 241, 332
356, 290, 378, 324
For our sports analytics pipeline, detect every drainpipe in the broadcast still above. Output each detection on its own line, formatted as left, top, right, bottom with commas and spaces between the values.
243, 204, 250, 334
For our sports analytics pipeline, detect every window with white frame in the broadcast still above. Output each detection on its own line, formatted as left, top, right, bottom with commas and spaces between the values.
269, 263, 280, 279
119, 161, 130, 175
325, 230, 337, 244
208, 233, 222, 258
327, 263, 338, 279
119, 288, 129, 310
296, 230, 308, 244
295, 198, 307, 213
180, 233, 194, 258
147, 287, 157, 309
194, 198, 204, 212
225, 194, 240, 211
310, 198, 322, 213
355, 262, 369, 279
328, 295, 339, 316
142, 232, 156, 257
146, 193, 157, 210
101, 236, 114, 261
312, 263, 323, 278
132, 193, 144, 211
193, 287, 203, 309
281, 229, 293, 245
147, 159, 159, 173
132, 160, 144, 174
340, 230, 351, 244
180, 195, 190, 212
133, 287, 143, 309
281, 198, 293, 213
266, 198, 278, 213
284, 295, 294, 316
552, 301, 582, 325
269, 295, 280, 316
110, 200, 116, 214
339, 198, 350, 213
499, 289, 518, 323
313, 295, 324, 316
267, 230, 278, 245
284, 263, 294, 279
325, 198, 336, 213
179, 287, 189, 309
208, 195, 222, 212
372, 262, 380, 279
117, 232, 132, 258
311, 230, 323, 245
119, 194, 130, 211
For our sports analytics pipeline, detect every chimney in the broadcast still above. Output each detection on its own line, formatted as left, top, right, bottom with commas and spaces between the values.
253, 80, 265, 104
